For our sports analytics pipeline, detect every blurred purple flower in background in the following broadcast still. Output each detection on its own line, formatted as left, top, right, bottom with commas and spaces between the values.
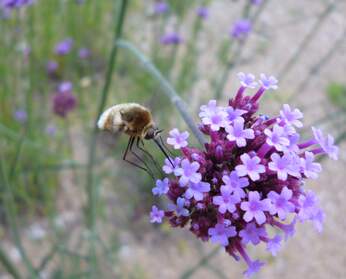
160, 32, 183, 45
153, 1, 169, 15
230, 19, 252, 39
54, 38, 73, 55
251, 0, 263, 5
196, 6, 209, 20
13, 109, 27, 123
45, 124, 57, 136
46, 60, 58, 75
1, 0, 34, 9
52, 81, 77, 117
78, 48, 91, 59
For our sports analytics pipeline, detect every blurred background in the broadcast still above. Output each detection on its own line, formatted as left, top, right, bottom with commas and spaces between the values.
0, 0, 345, 278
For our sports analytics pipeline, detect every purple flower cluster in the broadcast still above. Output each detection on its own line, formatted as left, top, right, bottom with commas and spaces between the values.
54, 38, 74, 56
1, 0, 33, 9
160, 32, 183, 45
150, 72, 338, 276
52, 81, 77, 117
230, 19, 252, 40
153, 1, 169, 15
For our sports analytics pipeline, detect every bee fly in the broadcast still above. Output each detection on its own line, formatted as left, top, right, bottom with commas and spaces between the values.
97, 103, 173, 178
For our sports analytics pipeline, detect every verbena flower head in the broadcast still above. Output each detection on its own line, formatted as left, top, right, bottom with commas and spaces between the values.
230, 19, 252, 40
52, 81, 77, 117
160, 32, 183, 45
46, 60, 58, 75
54, 38, 73, 56
150, 72, 338, 276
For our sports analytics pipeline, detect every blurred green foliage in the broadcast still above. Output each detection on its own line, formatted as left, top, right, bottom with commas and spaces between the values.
326, 82, 346, 111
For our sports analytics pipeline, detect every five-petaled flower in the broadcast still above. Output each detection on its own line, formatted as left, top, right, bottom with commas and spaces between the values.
240, 191, 271, 225
226, 118, 255, 147
150, 206, 164, 223
185, 181, 210, 201
221, 171, 249, 199
259, 73, 278, 90
208, 223, 237, 246
174, 159, 201, 186
152, 178, 170, 196
268, 187, 295, 220
280, 104, 303, 128
167, 128, 189, 149
237, 72, 258, 89
213, 187, 240, 214
239, 222, 267, 245
236, 153, 265, 181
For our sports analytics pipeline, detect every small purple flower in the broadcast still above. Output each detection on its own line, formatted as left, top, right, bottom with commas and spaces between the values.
231, 19, 252, 39
226, 118, 255, 147
174, 197, 189, 217
221, 171, 249, 199
152, 178, 169, 196
153, 1, 169, 14
46, 60, 58, 75
167, 128, 189, 149
78, 48, 90, 59
266, 235, 282, 256
196, 6, 208, 19
312, 208, 325, 233
268, 153, 292, 181
259, 73, 278, 90
236, 153, 265, 181
1, 0, 34, 9
244, 260, 265, 277
160, 32, 183, 45
239, 222, 267, 245
199, 100, 218, 118
312, 127, 339, 160
162, 157, 181, 174
300, 151, 322, 179
208, 223, 237, 246
240, 191, 271, 225
226, 106, 247, 123
298, 191, 320, 221
13, 109, 27, 123
150, 205, 164, 223
280, 104, 303, 128
55, 38, 73, 55
200, 105, 227, 131
264, 124, 290, 151
58, 81, 73, 93
213, 187, 240, 214
237, 72, 257, 89
185, 181, 210, 201
174, 159, 201, 186
268, 187, 295, 220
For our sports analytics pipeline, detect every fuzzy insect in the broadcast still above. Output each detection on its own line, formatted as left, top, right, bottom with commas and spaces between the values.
97, 103, 173, 178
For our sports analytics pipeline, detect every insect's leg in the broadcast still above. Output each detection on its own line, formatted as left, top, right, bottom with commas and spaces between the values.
123, 137, 155, 180
136, 138, 163, 175
159, 134, 175, 157
153, 138, 174, 167
129, 137, 155, 180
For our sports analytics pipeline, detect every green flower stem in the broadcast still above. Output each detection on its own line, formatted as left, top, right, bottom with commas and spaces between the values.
0, 246, 22, 279
180, 246, 221, 279
277, 1, 336, 82
0, 159, 37, 277
116, 39, 207, 146
85, 0, 128, 277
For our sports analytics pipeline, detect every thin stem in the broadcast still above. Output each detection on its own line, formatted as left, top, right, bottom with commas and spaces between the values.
116, 39, 207, 146
85, 0, 128, 277
180, 246, 220, 279
277, 1, 336, 82
0, 246, 22, 279
214, 0, 270, 99
0, 159, 37, 277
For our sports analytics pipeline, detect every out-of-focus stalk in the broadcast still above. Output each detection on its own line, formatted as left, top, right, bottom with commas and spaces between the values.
85, 0, 129, 277
116, 39, 207, 146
